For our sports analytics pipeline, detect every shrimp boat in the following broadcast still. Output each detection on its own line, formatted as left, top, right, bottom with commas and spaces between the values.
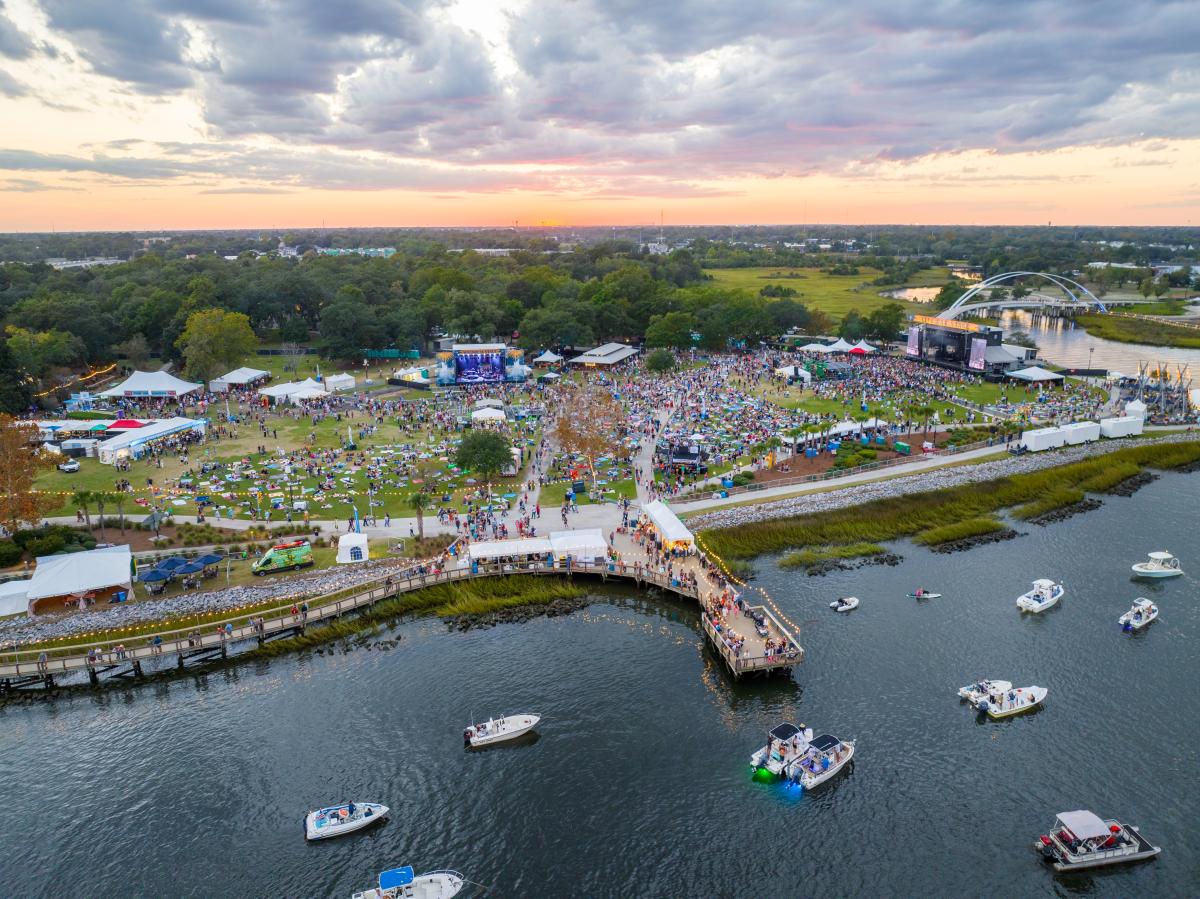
351, 866, 465, 899
1131, 551, 1183, 578
1016, 579, 1064, 613
750, 722, 813, 777
464, 714, 540, 748
829, 596, 859, 612
957, 679, 1012, 704
785, 733, 855, 789
1035, 810, 1160, 872
1119, 598, 1159, 631
975, 684, 1048, 719
305, 802, 388, 841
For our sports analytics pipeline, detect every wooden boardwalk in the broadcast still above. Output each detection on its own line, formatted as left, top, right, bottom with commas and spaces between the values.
0, 554, 803, 692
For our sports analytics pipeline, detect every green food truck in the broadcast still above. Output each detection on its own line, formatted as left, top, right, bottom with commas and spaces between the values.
252, 539, 314, 575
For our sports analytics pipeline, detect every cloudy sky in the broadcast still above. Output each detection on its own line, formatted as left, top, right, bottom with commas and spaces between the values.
0, 0, 1197, 230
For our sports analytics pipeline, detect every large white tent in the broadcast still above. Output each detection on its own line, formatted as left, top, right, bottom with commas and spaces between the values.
325, 372, 356, 392
798, 342, 834, 353
474, 398, 505, 409
468, 537, 552, 561
101, 370, 201, 397
210, 367, 269, 391
850, 340, 876, 354
97, 417, 206, 464
532, 350, 563, 364
28, 545, 132, 613
827, 338, 855, 352
0, 579, 30, 617
641, 501, 694, 547
259, 378, 328, 403
774, 365, 812, 383
1008, 366, 1064, 383
549, 529, 607, 562
470, 407, 507, 422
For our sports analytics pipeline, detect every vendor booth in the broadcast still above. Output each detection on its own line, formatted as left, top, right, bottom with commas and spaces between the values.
210, 367, 269, 392
27, 545, 133, 615
549, 529, 607, 563
640, 501, 695, 549
101, 370, 201, 398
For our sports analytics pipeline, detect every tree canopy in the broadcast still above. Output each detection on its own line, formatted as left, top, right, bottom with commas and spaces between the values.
455, 430, 513, 484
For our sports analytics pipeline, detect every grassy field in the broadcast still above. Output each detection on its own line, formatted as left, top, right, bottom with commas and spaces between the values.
703, 267, 939, 320
1077, 314, 1200, 349
539, 479, 636, 507
699, 440, 1200, 559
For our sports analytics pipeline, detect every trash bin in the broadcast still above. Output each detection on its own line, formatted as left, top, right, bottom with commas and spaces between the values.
721, 478, 734, 488
894, 441, 911, 456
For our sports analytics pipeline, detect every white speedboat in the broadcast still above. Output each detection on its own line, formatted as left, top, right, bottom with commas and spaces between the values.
464, 714, 540, 748
305, 802, 388, 841
957, 679, 1012, 704
976, 684, 1048, 719
750, 722, 813, 777
1017, 579, 1064, 613
1119, 598, 1158, 631
829, 596, 859, 612
785, 733, 855, 789
352, 866, 465, 899
1035, 810, 1160, 872
1131, 551, 1183, 578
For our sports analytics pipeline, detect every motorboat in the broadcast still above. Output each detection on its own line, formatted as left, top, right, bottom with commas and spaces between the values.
957, 679, 1013, 704
1035, 810, 1160, 872
749, 722, 813, 777
464, 714, 540, 748
907, 590, 942, 599
829, 596, 859, 612
1131, 551, 1183, 578
785, 733, 855, 789
975, 684, 1048, 719
1119, 598, 1159, 631
1017, 579, 1064, 613
305, 802, 388, 841
352, 866, 465, 899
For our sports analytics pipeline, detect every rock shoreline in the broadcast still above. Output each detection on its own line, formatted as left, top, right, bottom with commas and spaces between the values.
928, 528, 1021, 554
1108, 471, 1159, 496
803, 552, 903, 576
444, 594, 592, 631
1028, 498, 1103, 526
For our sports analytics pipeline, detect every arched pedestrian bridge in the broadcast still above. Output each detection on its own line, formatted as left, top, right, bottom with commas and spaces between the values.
940, 272, 1109, 319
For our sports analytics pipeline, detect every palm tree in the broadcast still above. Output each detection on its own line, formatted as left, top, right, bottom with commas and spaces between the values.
72, 490, 94, 532
94, 492, 113, 543
409, 490, 429, 541
916, 404, 936, 435
114, 493, 127, 535
785, 427, 805, 458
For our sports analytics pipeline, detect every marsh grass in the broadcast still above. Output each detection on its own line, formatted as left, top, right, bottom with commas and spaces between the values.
912, 518, 1007, 546
780, 543, 886, 568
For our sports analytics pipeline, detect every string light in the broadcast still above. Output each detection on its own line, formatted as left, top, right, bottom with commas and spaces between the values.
34, 363, 119, 398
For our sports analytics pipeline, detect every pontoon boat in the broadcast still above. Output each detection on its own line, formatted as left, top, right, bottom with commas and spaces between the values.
1035, 810, 1160, 872
1119, 598, 1158, 631
1016, 579, 1064, 613
957, 679, 1012, 704
305, 802, 388, 841
351, 866, 465, 899
750, 722, 812, 777
829, 596, 859, 612
464, 714, 540, 748
785, 733, 855, 789
976, 684, 1048, 719
1131, 551, 1183, 578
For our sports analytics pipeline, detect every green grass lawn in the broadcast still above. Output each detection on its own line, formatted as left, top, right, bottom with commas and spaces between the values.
540, 478, 636, 507
1077, 314, 1200, 349
703, 267, 930, 320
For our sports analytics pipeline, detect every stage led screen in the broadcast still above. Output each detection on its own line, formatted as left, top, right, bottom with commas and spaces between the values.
455, 350, 504, 384
905, 326, 920, 357
968, 337, 987, 371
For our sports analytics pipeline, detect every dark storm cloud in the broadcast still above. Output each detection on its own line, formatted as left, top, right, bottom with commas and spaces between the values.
21, 0, 1200, 189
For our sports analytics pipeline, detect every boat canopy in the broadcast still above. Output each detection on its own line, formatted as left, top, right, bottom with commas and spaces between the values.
1055, 810, 1111, 840
810, 734, 841, 753
379, 867, 415, 890
1147, 551, 1174, 560
769, 722, 802, 742
1031, 578, 1056, 588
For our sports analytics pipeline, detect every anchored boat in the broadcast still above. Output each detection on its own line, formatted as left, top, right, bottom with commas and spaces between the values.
1131, 551, 1183, 578
976, 684, 1048, 719
1035, 810, 1160, 872
1119, 598, 1159, 631
785, 733, 855, 789
352, 866, 465, 899
750, 722, 813, 777
464, 714, 540, 748
1016, 579, 1064, 613
829, 596, 859, 612
305, 802, 388, 841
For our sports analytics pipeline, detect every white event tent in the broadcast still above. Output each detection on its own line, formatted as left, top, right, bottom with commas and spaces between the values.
827, 338, 855, 352
549, 529, 608, 562
468, 537, 552, 561
325, 372, 356, 392
28, 545, 132, 614
1008, 366, 1064, 383
336, 532, 369, 564
470, 407, 507, 422
0, 579, 30, 617
850, 340, 876, 354
101, 370, 201, 397
641, 501, 694, 548
210, 367, 269, 392
798, 342, 834, 353
532, 350, 563, 364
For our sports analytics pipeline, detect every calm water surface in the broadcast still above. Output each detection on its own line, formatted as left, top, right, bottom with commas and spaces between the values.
2, 475, 1198, 898
1000, 310, 1200, 372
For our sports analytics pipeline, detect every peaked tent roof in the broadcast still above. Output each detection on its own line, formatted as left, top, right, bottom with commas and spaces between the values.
100, 370, 201, 397
532, 350, 563, 364
1008, 366, 1064, 382
212, 366, 269, 385
799, 342, 834, 353
827, 338, 855, 352
851, 340, 876, 353
27, 545, 132, 600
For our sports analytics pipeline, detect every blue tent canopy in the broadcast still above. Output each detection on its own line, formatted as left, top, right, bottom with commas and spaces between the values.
138, 569, 172, 582
176, 561, 205, 575
157, 557, 188, 570
379, 867, 415, 890
194, 553, 223, 566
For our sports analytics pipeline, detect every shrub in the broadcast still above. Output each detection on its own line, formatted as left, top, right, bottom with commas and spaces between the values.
0, 540, 23, 567
25, 534, 66, 556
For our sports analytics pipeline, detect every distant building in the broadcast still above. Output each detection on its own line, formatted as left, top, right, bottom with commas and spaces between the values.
45, 257, 124, 270
316, 247, 396, 258
569, 342, 639, 368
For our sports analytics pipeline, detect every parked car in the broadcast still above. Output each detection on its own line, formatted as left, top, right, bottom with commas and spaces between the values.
57, 459, 80, 473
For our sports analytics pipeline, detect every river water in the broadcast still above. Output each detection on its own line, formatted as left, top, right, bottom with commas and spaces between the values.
2, 474, 1197, 898
999, 310, 1200, 373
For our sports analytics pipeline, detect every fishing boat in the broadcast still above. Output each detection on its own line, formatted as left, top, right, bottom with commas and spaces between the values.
1119, 598, 1159, 631
749, 722, 813, 777
829, 596, 859, 612
1035, 810, 1160, 872
975, 684, 1048, 719
464, 714, 540, 748
1131, 551, 1183, 578
351, 866, 465, 899
305, 802, 388, 841
907, 589, 942, 599
957, 679, 1012, 704
1016, 579, 1064, 613
785, 733, 855, 789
